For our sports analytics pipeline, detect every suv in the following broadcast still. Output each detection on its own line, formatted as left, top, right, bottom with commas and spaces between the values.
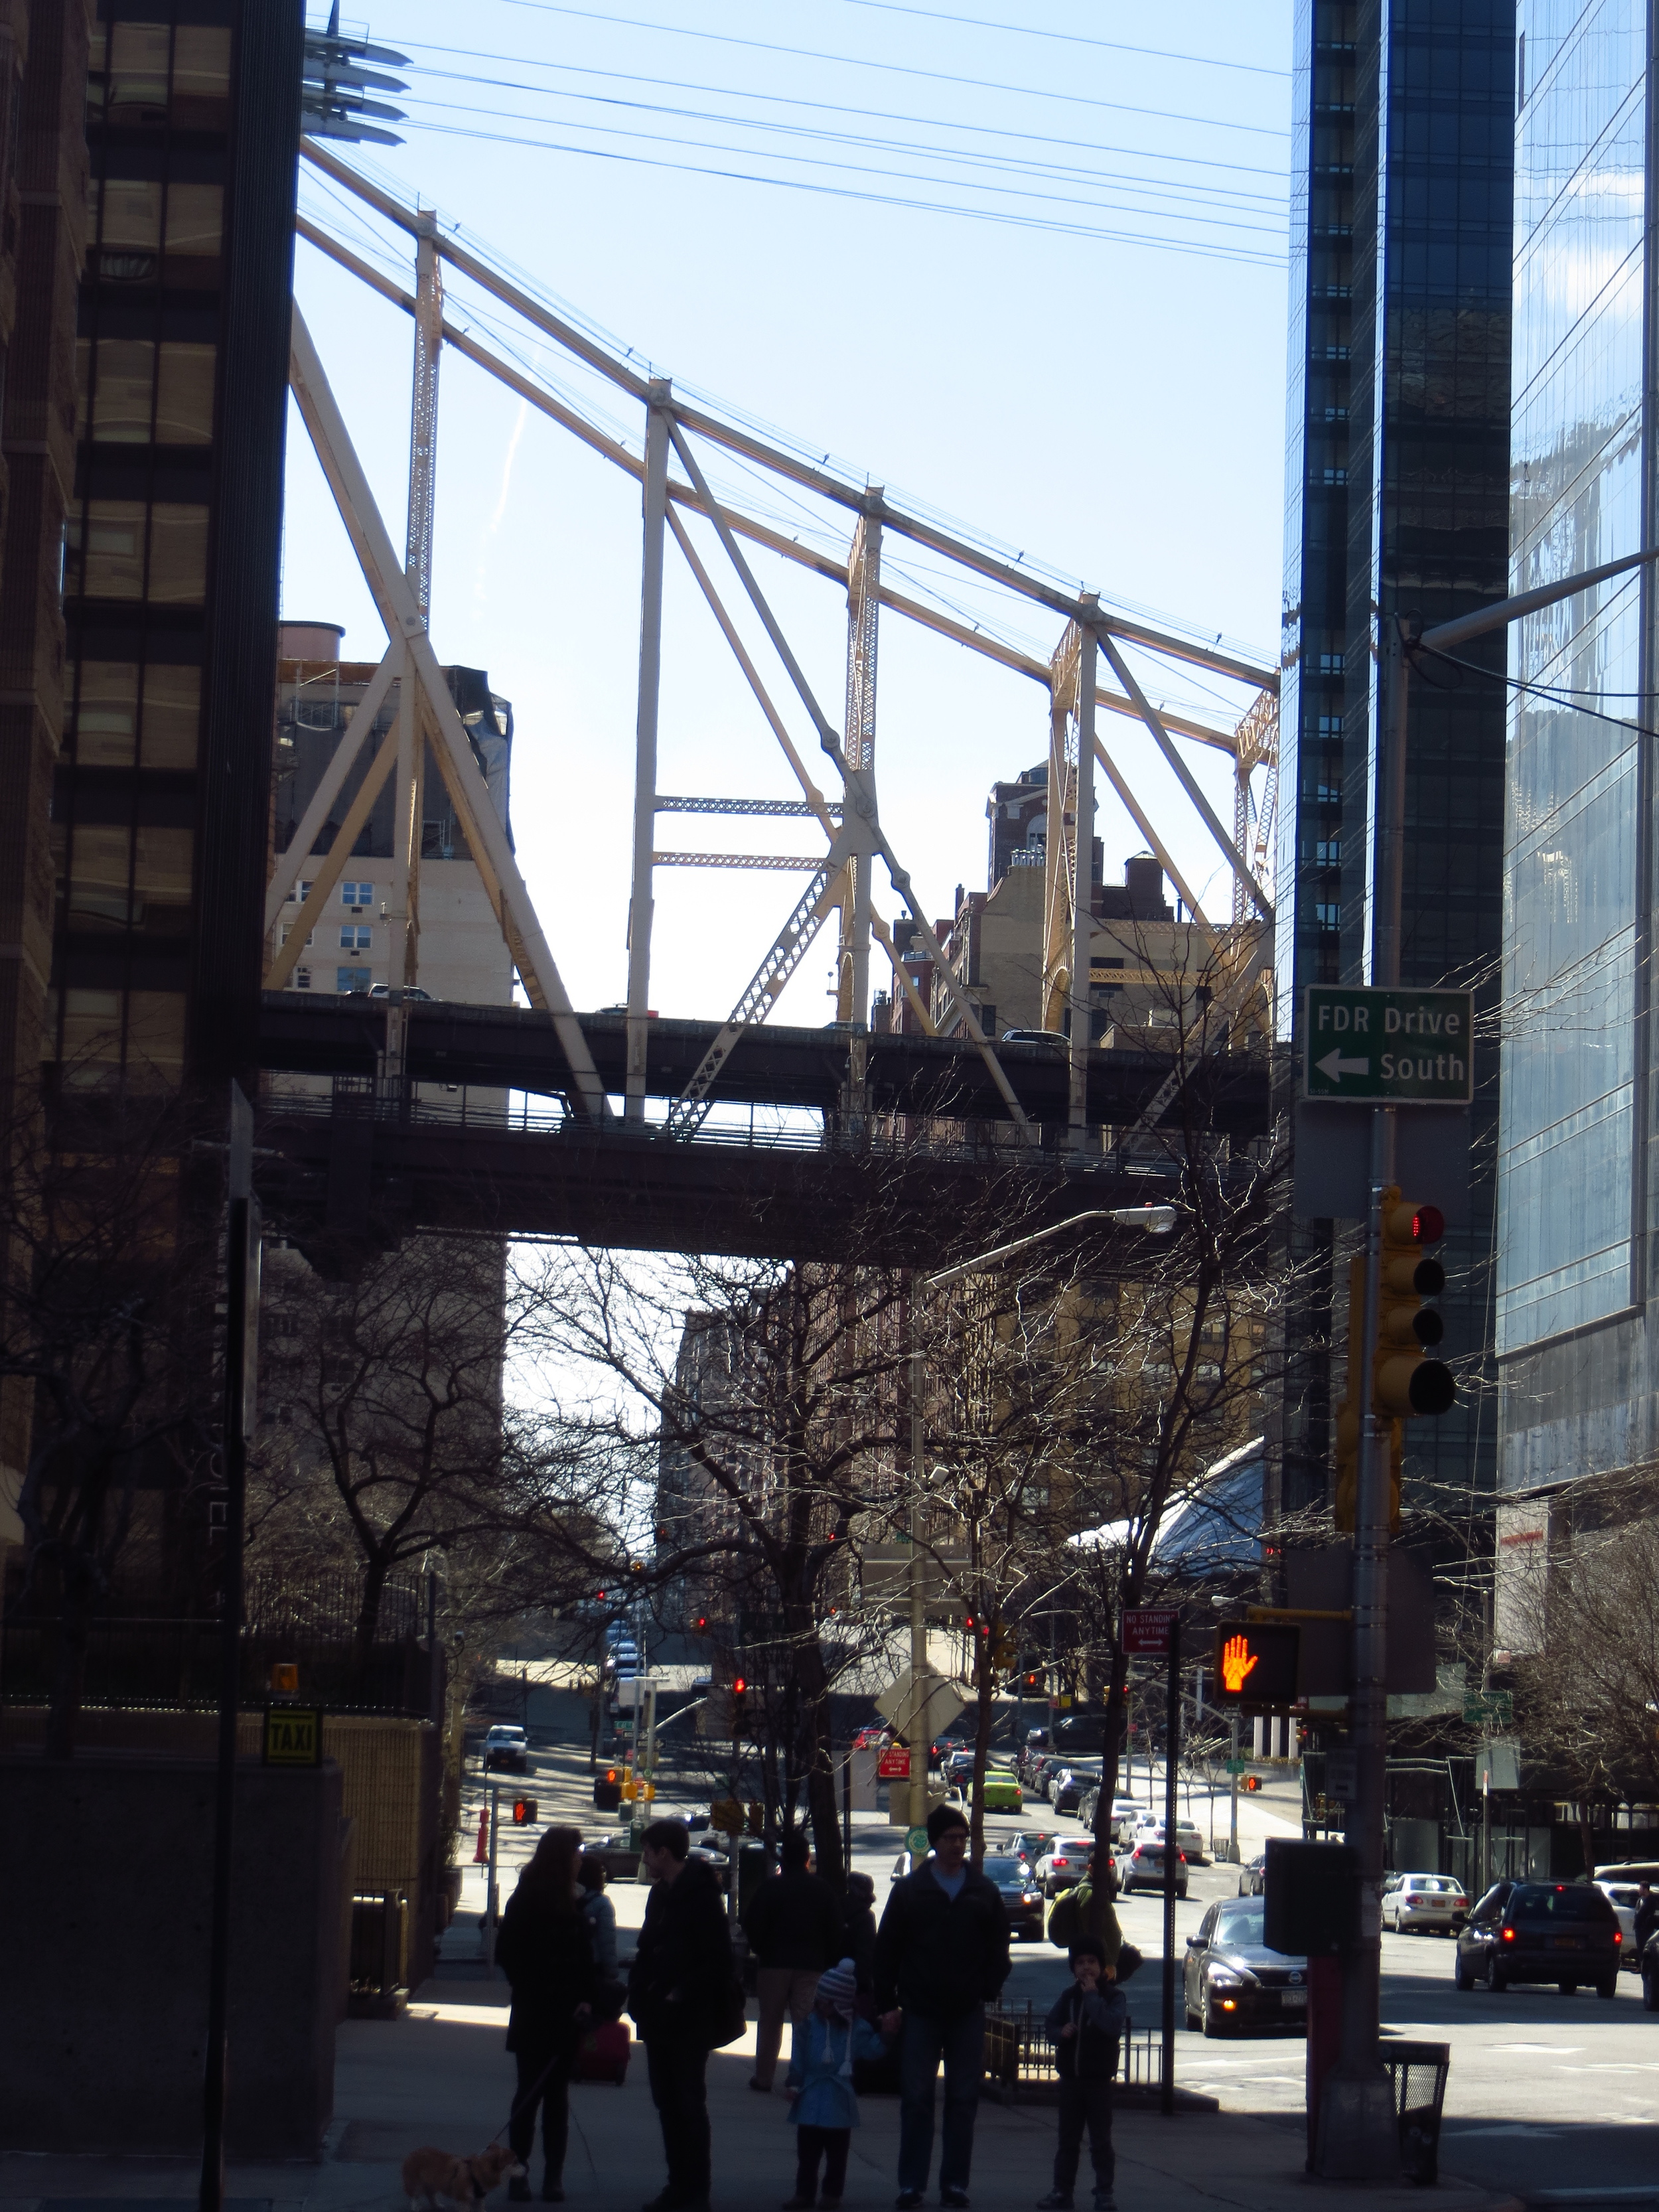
483, 1724, 530, 1774
1116, 1836, 1188, 1899
1455, 1880, 1621, 1996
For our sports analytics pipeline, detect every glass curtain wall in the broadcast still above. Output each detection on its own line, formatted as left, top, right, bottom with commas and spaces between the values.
1500, 0, 1647, 1353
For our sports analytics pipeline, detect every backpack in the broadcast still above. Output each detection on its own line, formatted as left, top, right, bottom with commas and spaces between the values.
1046, 1887, 1080, 1949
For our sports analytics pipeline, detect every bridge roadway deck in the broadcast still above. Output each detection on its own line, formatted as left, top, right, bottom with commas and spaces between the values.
257, 994, 1270, 1130
254, 997, 1271, 1263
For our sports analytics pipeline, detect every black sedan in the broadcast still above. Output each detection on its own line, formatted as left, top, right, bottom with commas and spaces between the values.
1455, 1880, 1622, 1996
983, 1852, 1046, 1940
1238, 1852, 1267, 1897
1184, 1898, 1309, 2035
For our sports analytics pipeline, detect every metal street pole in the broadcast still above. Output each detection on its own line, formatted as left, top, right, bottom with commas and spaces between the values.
1228, 1712, 1240, 1864
1316, 542, 1659, 2177
1161, 1619, 1181, 2116
200, 1085, 260, 2212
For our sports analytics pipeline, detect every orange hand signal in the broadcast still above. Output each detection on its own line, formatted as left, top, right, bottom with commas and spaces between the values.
1221, 1634, 1260, 1695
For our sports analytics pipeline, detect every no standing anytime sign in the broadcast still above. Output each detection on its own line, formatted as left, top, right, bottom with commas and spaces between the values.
1302, 985, 1474, 1106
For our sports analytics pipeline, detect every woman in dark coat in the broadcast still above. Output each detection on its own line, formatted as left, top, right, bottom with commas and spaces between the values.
494, 1826, 599, 2203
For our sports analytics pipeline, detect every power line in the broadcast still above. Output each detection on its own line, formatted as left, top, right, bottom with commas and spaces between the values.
399, 38, 1293, 180
396, 93, 1287, 239
826, 0, 1290, 78
487, 1, 1293, 137
404, 61, 1289, 215
399, 115, 1290, 266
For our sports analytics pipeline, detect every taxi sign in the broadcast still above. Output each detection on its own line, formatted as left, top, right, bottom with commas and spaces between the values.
262, 1704, 323, 1766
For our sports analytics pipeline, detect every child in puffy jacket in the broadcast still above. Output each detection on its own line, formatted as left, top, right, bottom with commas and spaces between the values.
782, 1956, 888, 2209
1036, 1938, 1129, 2212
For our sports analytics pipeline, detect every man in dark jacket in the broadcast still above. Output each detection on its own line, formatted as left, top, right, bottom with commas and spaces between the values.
875, 1803, 1011, 2209
742, 1828, 844, 2090
1037, 1939, 1128, 2212
627, 1818, 735, 2212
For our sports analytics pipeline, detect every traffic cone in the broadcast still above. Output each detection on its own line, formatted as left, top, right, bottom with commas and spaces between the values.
472, 1806, 488, 1863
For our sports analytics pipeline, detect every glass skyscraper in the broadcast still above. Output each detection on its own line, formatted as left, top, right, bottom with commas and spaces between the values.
1498, 1, 1654, 1485
1278, 0, 1514, 1513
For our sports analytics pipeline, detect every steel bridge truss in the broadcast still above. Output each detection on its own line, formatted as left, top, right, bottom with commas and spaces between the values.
277, 142, 1280, 1153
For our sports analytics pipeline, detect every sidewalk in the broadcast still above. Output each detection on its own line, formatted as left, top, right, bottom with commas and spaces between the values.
0, 1974, 1522, 2212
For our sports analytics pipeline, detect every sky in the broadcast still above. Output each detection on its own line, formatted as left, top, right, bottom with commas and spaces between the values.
285, 1, 1294, 1037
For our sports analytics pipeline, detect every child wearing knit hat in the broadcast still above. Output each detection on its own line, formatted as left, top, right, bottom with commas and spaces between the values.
780, 1957, 889, 2209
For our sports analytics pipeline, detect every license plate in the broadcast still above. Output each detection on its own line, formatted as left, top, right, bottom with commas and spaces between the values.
1548, 1936, 1583, 1951
1281, 1989, 1307, 2008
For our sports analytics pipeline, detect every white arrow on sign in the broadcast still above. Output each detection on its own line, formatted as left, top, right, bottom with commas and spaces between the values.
1315, 1049, 1370, 1082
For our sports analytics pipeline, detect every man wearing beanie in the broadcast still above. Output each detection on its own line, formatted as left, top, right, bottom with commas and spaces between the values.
874, 1805, 1010, 2209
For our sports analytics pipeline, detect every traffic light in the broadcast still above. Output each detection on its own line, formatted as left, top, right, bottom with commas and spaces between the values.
731, 1674, 747, 1735
511, 1797, 538, 1824
1375, 1191, 1455, 1421
693, 1615, 708, 1633
1212, 1621, 1300, 1710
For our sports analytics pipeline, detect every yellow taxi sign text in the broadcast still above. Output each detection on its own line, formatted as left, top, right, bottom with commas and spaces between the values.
262, 1705, 323, 1767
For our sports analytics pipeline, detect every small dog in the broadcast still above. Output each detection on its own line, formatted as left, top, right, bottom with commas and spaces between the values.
401, 2142, 525, 2211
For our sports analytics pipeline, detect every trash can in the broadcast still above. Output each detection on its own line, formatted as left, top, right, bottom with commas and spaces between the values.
1380, 2039, 1450, 2184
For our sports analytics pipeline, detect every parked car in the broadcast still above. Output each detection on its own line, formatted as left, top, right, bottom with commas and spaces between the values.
483, 1724, 530, 1774
1116, 1837, 1188, 1899
983, 1852, 1046, 1940
1382, 1873, 1469, 1935
1027, 1755, 1062, 1799
1137, 1818, 1208, 1866
1454, 1880, 1622, 1996
853, 1725, 891, 1750
1048, 1764, 1102, 1814
1238, 1852, 1267, 1897
1184, 1897, 1308, 2036
1033, 1838, 1096, 1897
1595, 1881, 1641, 1958
368, 982, 435, 999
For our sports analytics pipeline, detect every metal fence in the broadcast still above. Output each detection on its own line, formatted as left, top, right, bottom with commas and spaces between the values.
983, 2002, 1165, 2099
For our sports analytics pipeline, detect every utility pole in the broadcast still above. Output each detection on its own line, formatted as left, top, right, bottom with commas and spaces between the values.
1314, 540, 1659, 2178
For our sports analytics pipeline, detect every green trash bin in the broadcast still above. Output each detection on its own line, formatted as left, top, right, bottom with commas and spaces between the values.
1381, 2039, 1450, 2185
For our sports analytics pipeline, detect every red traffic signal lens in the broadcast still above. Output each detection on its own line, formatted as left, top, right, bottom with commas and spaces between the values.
733, 1676, 747, 1695
1411, 1204, 1445, 1246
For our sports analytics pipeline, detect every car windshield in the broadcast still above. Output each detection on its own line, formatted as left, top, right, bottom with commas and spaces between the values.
1511, 1885, 1613, 1922
984, 1858, 1029, 1881
1215, 1903, 1265, 1946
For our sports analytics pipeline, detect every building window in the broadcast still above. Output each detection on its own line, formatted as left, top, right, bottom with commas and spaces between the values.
1313, 902, 1341, 932
293, 968, 311, 991
280, 923, 315, 948
1314, 840, 1340, 867
1317, 653, 1343, 675
340, 880, 373, 911
339, 924, 371, 952
336, 966, 372, 993
286, 879, 313, 905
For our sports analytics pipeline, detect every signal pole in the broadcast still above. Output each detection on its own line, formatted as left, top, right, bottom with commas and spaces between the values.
1313, 543, 1659, 2176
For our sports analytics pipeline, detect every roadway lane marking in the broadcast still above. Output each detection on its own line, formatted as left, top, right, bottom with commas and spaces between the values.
1486, 2042, 1581, 2053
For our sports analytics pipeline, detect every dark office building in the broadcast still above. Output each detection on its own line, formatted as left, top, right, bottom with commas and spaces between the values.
1275, 0, 1513, 1514
48, 1, 301, 1092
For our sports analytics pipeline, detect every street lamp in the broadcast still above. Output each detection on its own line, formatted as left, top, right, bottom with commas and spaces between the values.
902, 1205, 1184, 1849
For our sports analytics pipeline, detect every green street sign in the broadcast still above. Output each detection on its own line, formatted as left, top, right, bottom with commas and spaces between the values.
1303, 986, 1474, 1104
1225, 1759, 1250, 1775
906, 1826, 930, 1855
1464, 1690, 1514, 1728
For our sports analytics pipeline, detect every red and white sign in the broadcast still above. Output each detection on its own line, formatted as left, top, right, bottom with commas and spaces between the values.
877, 1745, 911, 1779
1122, 1606, 1179, 1657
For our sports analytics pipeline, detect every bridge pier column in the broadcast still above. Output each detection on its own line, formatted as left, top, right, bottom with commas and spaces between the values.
626, 382, 672, 1124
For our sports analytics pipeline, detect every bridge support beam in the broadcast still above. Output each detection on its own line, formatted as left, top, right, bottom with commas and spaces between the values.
627, 384, 672, 1122
1069, 608, 1098, 1151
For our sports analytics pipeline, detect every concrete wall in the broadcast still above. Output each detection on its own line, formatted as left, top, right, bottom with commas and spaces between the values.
0, 1753, 344, 2156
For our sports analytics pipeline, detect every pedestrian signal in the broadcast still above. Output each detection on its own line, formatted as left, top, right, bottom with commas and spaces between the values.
1211, 1621, 1299, 1710
512, 1797, 538, 1824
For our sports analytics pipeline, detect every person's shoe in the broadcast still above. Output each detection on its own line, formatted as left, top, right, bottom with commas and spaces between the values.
1036, 2196, 1072, 2211
508, 2183, 532, 2205
941, 2192, 971, 2209
821, 2198, 841, 2209
781, 2197, 815, 2209
895, 2193, 924, 2209
1092, 2195, 1116, 2212
749, 2076, 773, 2092
541, 2184, 565, 2205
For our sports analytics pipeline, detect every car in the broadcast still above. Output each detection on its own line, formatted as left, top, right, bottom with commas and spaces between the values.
1137, 1818, 1208, 1867
1238, 1852, 1267, 1897
1048, 1764, 1102, 1814
983, 1852, 1046, 1939
368, 982, 435, 999
853, 1725, 891, 1751
482, 1724, 529, 1774
1595, 1881, 1642, 1958
942, 1747, 978, 1784
1382, 1873, 1469, 1935
1001, 1027, 1069, 1047
975, 1769, 1023, 1812
1033, 1839, 1096, 1897
1007, 1829, 1058, 1865
1184, 1897, 1308, 2036
1029, 1755, 1063, 1798
1115, 1837, 1188, 1899
1454, 1880, 1622, 1996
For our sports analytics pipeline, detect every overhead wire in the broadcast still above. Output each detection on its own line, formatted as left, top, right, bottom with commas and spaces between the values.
395, 92, 1287, 243
483, 1, 1293, 137
822, 0, 1291, 78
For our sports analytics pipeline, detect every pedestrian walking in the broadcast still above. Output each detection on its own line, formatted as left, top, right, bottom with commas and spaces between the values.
1045, 1851, 1122, 1971
1035, 1939, 1127, 2212
1634, 1881, 1658, 1959
627, 1817, 736, 2212
577, 1851, 620, 1979
780, 1957, 888, 2209
875, 1803, 1011, 2210
494, 1826, 599, 2205
743, 1828, 845, 2091
841, 1870, 879, 1996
